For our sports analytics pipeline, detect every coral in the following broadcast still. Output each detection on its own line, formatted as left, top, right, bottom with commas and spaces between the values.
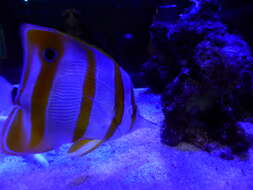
144, 0, 253, 158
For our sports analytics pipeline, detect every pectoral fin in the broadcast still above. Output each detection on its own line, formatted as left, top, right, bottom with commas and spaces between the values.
68, 139, 104, 156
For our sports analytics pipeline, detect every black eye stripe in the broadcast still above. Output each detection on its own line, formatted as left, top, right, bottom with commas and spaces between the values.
43, 48, 57, 62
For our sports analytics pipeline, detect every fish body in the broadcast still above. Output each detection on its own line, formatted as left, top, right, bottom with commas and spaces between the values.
0, 24, 138, 156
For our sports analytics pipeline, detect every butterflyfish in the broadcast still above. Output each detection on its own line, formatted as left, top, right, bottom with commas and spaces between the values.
0, 24, 145, 156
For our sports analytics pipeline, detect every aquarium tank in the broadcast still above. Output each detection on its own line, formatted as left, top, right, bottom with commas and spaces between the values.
0, 0, 253, 189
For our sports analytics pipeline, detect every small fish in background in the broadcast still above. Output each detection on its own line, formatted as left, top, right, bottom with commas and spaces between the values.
0, 24, 148, 159
62, 8, 84, 39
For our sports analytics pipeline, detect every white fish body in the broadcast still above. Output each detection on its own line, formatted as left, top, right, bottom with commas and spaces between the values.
0, 24, 140, 156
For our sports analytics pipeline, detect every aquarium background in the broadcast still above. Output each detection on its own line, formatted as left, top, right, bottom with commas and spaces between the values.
0, 25, 6, 59
0, 0, 253, 189
1, 0, 253, 84
0, 0, 158, 84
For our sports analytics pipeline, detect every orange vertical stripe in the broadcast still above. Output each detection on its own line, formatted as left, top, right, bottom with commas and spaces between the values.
28, 30, 64, 148
73, 48, 96, 142
104, 63, 124, 140
1, 107, 18, 152
6, 108, 27, 152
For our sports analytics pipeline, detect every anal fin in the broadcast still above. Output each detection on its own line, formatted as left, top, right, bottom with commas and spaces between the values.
68, 139, 104, 156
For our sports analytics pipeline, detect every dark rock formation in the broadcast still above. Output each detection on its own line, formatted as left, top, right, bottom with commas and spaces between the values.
143, 0, 253, 158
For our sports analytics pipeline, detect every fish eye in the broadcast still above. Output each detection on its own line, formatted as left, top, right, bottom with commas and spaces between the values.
43, 48, 57, 62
